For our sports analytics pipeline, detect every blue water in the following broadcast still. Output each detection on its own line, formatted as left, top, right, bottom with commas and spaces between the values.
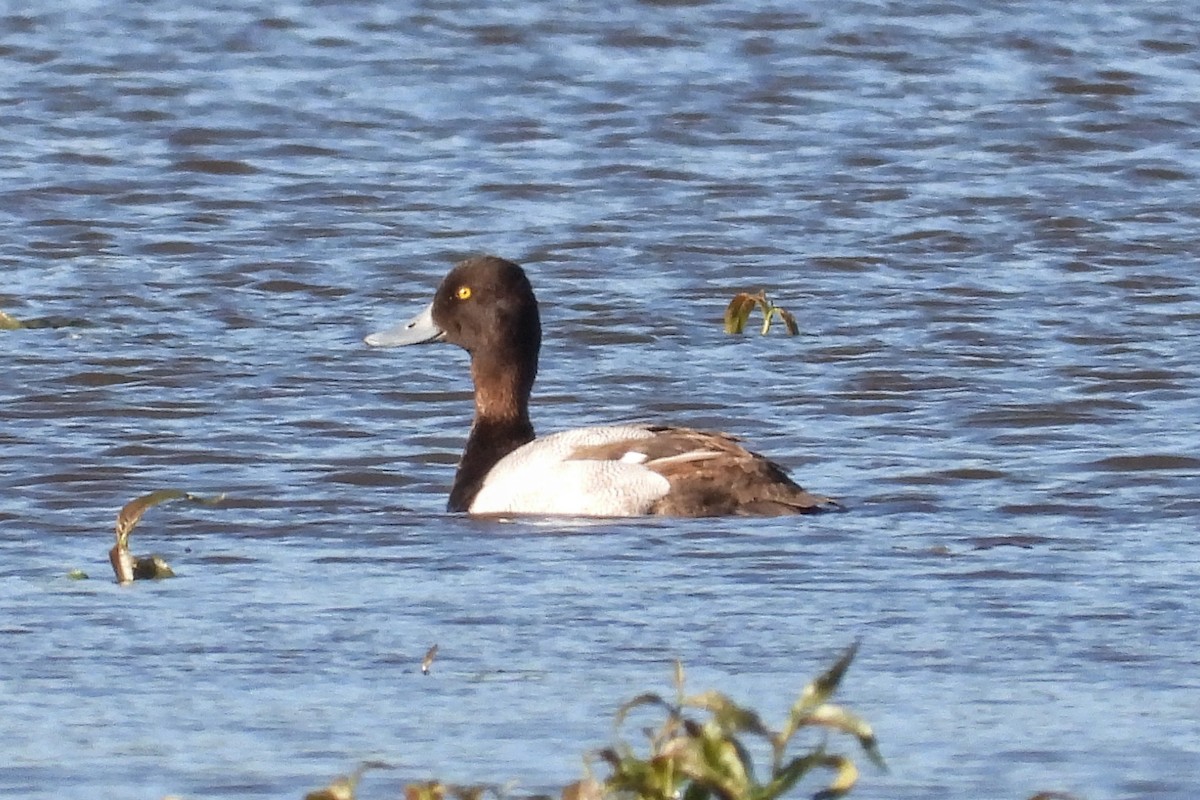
2, 2, 1199, 798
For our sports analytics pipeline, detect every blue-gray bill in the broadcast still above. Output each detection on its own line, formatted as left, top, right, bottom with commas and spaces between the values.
364, 302, 445, 347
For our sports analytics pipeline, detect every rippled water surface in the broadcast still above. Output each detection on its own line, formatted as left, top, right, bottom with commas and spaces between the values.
3, 2, 1199, 798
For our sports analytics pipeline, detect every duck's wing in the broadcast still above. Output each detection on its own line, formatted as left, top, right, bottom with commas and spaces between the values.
571, 426, 839, 517
468, 425, 836, 517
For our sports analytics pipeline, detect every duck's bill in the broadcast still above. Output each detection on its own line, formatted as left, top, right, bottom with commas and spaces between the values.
364, 302, 446, 347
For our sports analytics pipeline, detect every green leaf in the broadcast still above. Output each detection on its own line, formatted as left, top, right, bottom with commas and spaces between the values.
686, 690, 771, 739
669, 728, 747, 800
811, 754, 857, 800
805, 704, 886, 770
754, 751, 826, 800
794, 642, 859, 718
776, 643, 860, 756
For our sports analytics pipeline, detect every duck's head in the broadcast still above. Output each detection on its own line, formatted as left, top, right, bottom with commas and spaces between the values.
365, 255, 541, 360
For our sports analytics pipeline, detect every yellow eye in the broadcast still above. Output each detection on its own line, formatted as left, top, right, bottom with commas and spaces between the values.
456, 285, 472, 300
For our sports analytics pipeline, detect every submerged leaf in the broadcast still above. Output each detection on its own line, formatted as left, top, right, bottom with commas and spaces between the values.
0, 310, 22, 330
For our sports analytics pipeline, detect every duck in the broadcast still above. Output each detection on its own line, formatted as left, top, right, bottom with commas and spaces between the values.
364, 255, 839, 517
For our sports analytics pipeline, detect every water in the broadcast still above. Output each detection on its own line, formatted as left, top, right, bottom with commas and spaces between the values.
2, 1, 1199, 798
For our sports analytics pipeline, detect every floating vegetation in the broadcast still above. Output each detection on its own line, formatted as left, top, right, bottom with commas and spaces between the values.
422, 644, 440, 675
723, 291, 799, 336
305, 761, 393, 800
0, 309, 88, 330
109, 489, 225, 584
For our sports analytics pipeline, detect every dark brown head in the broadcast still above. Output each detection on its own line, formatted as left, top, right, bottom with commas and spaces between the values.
365, 255, 542, 413
429, 256, 541, 361
366, 256, 540, 357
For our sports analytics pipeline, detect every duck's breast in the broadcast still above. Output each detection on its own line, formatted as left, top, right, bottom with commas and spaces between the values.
468, 426, 671, 516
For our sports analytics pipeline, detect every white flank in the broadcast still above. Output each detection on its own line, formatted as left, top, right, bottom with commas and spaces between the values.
469, 426, 671, 516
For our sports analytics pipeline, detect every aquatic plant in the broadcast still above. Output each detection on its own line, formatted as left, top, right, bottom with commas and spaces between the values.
723, 292, 799, 336
305, 761, 393, 800
0, 309, 86, 329
574, 643, 882, 800
109, 489, 224, 584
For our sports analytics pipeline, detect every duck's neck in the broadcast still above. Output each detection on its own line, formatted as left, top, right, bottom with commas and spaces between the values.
447, 352, 537, 512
